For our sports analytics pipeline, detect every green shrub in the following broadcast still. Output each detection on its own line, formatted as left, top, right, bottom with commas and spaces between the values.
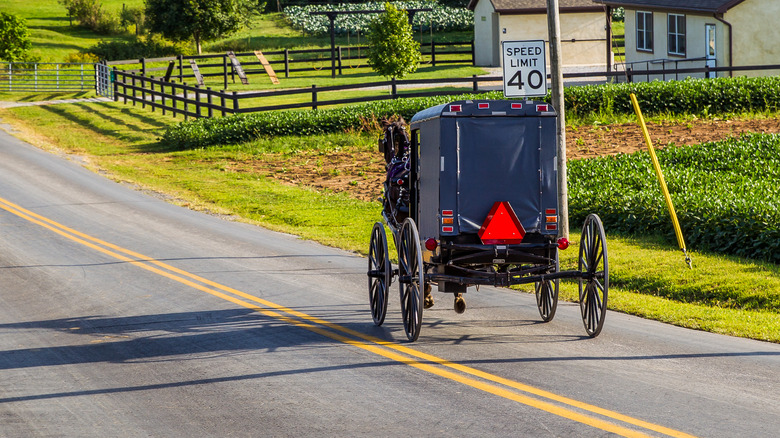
89, 35, 193, 61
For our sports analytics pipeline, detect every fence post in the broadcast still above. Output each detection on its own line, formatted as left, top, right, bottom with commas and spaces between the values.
207, 87, 213, 118
223, 55, 228, 90
183, 84, 188, 121
232, 91, 239, 114
141, 75, 146, 109
471, 40, 475, 66
113, 67, 119, 102
161, 81, 166, 115
472, 74, 478, 92
284, 49, 290, 78
391, 77, 397, 98
195, 86, 201, 118
141, 58, 146, 76
220, 90, 226, 117
312, 84, 317, 110
150, 78, 155, 112
131, 75, 137, 106
338, 46, 343, 76
627, 67, 633, 83
178, 55, 183, 81
431, 41, 436, 67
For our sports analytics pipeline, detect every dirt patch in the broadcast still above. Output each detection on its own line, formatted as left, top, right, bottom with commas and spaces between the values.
232, 117, 780, 202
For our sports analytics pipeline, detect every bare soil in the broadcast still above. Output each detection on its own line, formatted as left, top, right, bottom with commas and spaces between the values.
234, 117, 780, 202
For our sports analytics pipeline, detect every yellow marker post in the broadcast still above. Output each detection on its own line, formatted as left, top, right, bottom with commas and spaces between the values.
630, 93, 692, 268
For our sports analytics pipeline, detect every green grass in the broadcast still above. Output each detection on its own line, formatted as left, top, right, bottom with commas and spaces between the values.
1, 99, 779, 343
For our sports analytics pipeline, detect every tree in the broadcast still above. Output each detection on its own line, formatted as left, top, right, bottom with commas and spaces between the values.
145, 0, 261, 55
366, 3, 420, 79
0, 12, 33, 62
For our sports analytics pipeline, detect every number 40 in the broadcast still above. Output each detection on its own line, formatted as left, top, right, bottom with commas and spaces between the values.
507, 69, 544, 90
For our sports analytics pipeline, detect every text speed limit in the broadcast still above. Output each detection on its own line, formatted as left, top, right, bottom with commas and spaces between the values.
502, 40, 548, 98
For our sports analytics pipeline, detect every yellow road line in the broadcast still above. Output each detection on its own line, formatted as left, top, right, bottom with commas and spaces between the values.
0, 196, 696, 438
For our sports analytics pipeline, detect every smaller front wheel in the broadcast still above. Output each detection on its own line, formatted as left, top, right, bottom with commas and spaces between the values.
368, 222, 391, 326
535, 279, 558, 322
578, 214, 609, 337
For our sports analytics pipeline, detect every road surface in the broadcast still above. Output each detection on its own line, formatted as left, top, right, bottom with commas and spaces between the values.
1, 125, 778, 437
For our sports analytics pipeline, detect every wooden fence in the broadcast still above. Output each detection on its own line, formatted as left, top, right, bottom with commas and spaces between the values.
111, 63, 780, 120
107, 41, 474, 89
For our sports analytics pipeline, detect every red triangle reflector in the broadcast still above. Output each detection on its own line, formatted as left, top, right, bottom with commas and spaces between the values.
478, 202, 526, 244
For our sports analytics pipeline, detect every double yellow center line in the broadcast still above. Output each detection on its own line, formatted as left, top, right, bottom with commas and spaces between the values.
0, 196, 695, 438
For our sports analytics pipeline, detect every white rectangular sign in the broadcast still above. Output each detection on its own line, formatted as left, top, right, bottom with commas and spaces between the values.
501, 40, 548, 98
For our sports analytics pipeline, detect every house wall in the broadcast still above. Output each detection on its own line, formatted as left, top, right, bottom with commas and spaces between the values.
623, 8, 726, 80
726, 0, 780, 76
623, 1, 779, 81
497, 12, 606, 69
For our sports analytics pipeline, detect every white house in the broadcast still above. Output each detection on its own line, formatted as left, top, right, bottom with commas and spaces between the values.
593, 0, 780, 79
467, 0, 610, 69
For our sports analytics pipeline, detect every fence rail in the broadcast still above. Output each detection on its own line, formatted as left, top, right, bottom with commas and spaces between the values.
0, 62, 96, 92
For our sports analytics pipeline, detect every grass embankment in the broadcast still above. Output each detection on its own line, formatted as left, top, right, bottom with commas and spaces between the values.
1, 100, 778, 343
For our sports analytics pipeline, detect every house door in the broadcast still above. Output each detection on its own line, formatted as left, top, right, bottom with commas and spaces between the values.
705, 24, 717, 78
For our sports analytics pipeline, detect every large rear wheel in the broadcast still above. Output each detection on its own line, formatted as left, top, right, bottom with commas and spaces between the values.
398, 218, 424, 342
578, 214, 609, 337
368, 222, 391, 326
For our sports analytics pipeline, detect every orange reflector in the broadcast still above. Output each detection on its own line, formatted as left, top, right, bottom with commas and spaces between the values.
546, 215, 557, 223
478, 202, 526, 244
442, 218, 454, 225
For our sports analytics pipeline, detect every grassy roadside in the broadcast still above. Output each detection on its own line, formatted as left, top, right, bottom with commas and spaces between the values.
1, 100, 778, 343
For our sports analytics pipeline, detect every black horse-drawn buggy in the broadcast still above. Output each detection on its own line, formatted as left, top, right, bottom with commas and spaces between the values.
367, 100, 608, 341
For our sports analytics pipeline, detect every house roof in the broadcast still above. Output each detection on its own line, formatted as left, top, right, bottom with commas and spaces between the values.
591, 0, 746, 14
467, 0, 604, 14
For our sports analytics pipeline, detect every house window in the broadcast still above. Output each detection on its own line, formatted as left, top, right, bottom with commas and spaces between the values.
668, 14, 686, 56
636, 11, 653, 52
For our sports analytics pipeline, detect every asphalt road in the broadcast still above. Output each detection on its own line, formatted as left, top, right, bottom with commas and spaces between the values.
1, 125, 779, 437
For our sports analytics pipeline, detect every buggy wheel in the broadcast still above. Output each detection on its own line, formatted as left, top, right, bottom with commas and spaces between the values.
578, 214, 609, 337
535, 279, 558, 322
368, 222, 391, 326
398, 218, 424, 342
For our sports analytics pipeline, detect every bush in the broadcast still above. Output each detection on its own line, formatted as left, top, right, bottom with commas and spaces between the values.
88, 35, 193, 61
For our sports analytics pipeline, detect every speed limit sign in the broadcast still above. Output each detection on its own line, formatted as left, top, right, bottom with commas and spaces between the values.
501, 40, 548, 98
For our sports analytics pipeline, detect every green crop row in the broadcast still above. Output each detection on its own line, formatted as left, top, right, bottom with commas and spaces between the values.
284, 2, 473, 35
162, 76, 780, 149
159, 90, 505, 149
565, 75, 780, 117
568, 133, 780, 263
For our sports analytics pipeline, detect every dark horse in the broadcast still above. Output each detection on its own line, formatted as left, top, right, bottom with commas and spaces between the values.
379, 118, 411, 230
